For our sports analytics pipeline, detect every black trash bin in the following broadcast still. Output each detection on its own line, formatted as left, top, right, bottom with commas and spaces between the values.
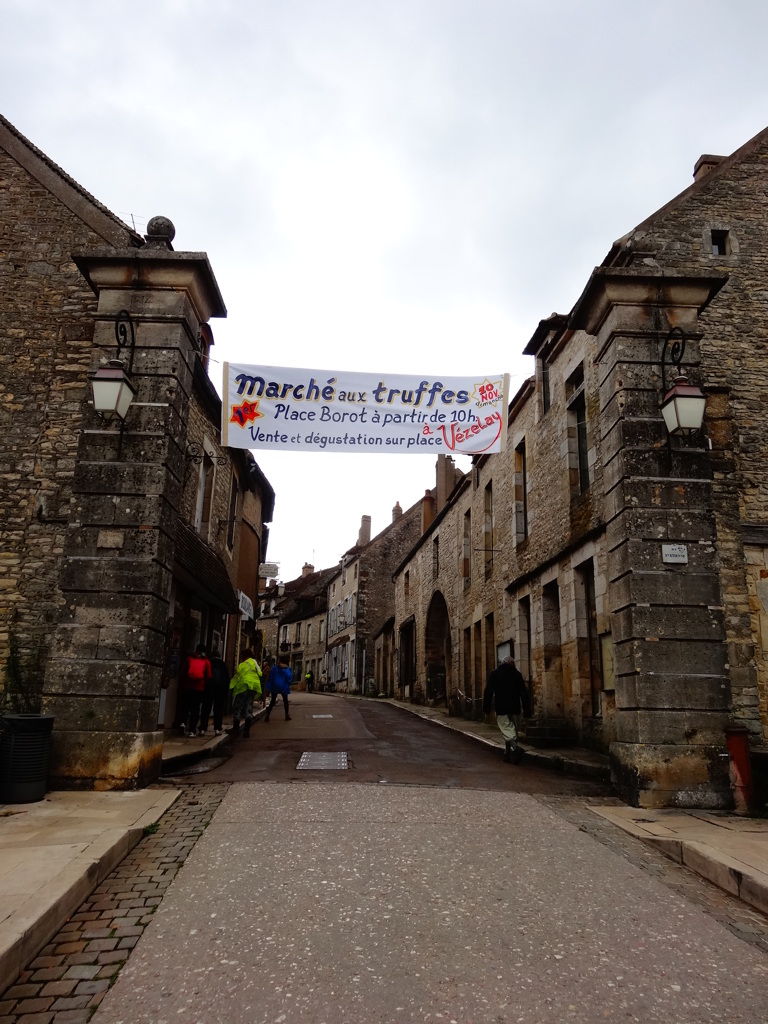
0, 713, 54, 803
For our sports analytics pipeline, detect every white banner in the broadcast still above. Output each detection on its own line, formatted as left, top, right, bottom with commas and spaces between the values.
222, 364, 509, 456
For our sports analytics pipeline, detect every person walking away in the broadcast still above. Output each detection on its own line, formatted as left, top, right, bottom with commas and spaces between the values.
260, 657, 273, 707
180, 645, 211, 736
201, 647, 229, 735
305, 669, 314, 692
483, 655, 531, 764
229, 649, 262, 737
264, 655, 293, 722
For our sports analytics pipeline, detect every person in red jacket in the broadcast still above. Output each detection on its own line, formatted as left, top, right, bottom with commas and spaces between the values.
179, 645, 212, 737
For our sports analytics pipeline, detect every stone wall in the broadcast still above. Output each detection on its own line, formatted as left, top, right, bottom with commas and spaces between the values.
394, 345, 613, 750
357, 500, 423, 694
0, 146, 134, 690
606, 134, 768, 740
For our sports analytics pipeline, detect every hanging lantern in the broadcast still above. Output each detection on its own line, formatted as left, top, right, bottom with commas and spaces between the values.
660, 375, 706, 435
90, 359, 137, 420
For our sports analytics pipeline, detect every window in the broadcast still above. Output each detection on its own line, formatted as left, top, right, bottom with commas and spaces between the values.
296, 622, 302, 643
514, 439, 528, 541
711, 229, 730, 256
473, 620, 482, 693
307, 623, 312, 645
404, 571, 410, 603
354, 563, 358, 579
566, 365, 589, 495
226, 472, 238, 549
195, 453, 214, 539
484, 481, 494, 577
462, 510, 471, 589
280, 625, 288, 643
463, 626, 472, 703
433, 535, 440, 578
576, 560, 602, 717
518, 595, 532, 685
485, 612, 495, 679
540, 358, 551, 414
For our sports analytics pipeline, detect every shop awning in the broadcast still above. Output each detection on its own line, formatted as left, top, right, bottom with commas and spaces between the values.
173, 519, 239, 612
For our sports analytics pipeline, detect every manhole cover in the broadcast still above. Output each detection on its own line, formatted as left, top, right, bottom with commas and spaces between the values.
162, 756, 229, 777
312, 714, 333, 719
297, 751, 348, 770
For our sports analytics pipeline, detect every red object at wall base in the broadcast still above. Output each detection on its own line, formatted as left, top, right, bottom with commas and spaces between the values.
725, 724, 755, 815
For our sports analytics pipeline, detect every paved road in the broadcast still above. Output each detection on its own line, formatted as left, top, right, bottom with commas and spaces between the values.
167, 692, 609, 796
93, 782, 768, 1024
5, 696, 767, 1023
78, 694, 768, 1024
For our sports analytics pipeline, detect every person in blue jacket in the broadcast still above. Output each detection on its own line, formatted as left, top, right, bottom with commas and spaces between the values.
264, 654, 293, 722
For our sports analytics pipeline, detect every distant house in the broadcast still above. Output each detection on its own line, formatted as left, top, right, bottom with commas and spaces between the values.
327, 492, 435, 695
273, 564, 337, 685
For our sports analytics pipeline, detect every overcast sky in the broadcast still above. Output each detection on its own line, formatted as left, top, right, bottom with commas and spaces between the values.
3, 0, 768, 582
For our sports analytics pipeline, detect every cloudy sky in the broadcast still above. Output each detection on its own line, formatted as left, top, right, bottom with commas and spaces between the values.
3, 0, 768, 581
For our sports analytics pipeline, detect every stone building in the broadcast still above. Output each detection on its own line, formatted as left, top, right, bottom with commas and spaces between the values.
393, 125, 768, 808
274, 563, 336, 686
328, 500, 425, 694
256, 578, 283, 665
0, 115, 274, 788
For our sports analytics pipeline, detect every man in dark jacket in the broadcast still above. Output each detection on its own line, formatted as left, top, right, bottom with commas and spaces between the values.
483, 656, 531, 764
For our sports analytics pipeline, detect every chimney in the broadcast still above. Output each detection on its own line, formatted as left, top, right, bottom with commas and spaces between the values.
392, 501, 403, 522
693, 154, 725, 182
435, 454, 455, 514
421, 489, 435, 533
301, 562, 314, 577
358, 515, 371, 547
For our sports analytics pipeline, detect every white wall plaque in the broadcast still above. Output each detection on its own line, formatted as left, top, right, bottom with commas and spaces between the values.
662, 543, 688, 564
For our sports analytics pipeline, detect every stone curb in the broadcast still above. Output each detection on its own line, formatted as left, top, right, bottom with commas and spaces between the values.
588, 806, 768, 917
160, 706, 268, 773
0, 789, 180, 995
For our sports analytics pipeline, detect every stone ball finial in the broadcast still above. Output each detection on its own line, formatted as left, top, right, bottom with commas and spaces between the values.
145, 216, 176, 243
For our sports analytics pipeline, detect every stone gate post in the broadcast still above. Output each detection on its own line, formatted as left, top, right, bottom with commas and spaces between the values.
572, 267, 733, 807
44, 220, 226, 788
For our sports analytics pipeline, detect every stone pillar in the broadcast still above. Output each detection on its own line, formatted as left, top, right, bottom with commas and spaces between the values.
573, 268, 732, 808
44, 221, 226, 789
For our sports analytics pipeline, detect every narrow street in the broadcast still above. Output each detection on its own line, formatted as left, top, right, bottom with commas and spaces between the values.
4, 697, 768, 1024
86, 695, 766, 1023
171, 692, 608, 795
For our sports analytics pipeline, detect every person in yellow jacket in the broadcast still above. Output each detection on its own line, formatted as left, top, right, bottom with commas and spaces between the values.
229, 649, 262, 738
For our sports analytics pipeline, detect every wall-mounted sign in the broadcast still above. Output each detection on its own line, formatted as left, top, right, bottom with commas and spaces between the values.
237, 589, 254, 620
662, 543, 688, 565
259, 563, 279, 578
222, 363, 510, 456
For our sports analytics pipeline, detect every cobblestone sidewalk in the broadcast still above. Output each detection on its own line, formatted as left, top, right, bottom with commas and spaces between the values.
0, 785, 228, 1024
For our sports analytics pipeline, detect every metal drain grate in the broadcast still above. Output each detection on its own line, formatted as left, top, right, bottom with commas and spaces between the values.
312, 714, 333, 719
297, 751, 348, 770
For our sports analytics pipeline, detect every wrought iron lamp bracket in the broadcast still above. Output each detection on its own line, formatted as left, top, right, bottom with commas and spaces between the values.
114, 310, 136, 374
184, 442, 228, 467
660, 325, 686, 392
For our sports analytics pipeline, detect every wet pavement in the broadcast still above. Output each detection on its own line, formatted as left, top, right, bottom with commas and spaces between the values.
2, 693, 768, 1021
93, 783, 768, 1024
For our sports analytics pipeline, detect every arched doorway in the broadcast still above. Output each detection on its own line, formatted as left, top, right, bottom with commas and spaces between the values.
425, 591, 452, 705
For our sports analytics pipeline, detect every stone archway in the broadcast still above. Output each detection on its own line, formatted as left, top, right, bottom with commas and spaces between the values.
425, 591, 452, 705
